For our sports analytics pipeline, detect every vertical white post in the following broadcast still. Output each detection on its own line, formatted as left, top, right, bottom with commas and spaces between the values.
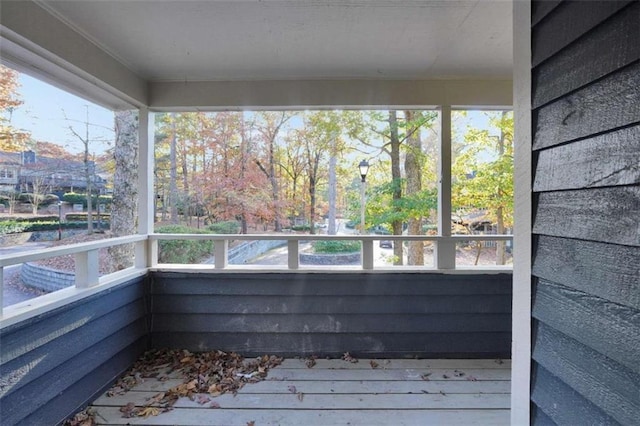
137, 108, 155, 267
436, 105, 455, 269
361, 239, 374, 270
288, 240, 299, 270
512, 0, 532, 423
76, 250, 99, 288
215, 239, 228, 269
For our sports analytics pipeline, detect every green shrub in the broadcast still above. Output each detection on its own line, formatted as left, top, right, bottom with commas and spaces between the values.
65, 213, 111, 222
155, 224, 214, 264
0, 216, 59, 223
0, 221, 26, 235
62, 193, 112, 208
206, 221, 240, 234
23, 221, 90, 232
313, 240, 361, 254
0, 220, 93, 234
291, 225, 311, 231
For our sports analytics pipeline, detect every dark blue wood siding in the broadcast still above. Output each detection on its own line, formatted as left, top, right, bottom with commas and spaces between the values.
0, 277, 149, 426
150, 272, 512, 358
531, 1, 640, 424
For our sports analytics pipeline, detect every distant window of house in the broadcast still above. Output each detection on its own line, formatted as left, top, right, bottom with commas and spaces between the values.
0, 169, 14, 179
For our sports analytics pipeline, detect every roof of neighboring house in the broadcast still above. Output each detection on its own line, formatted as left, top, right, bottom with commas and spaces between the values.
0, 152, 23, 166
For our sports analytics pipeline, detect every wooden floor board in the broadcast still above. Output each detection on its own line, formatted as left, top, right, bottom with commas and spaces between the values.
91, 358, 511, 426
95, 407, 510, 426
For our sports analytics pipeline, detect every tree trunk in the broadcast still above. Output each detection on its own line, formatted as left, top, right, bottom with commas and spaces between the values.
308, 176, 316, 235
388, 111, 403, 265
108, 110, 138, 271
495, 110, 508, 265
328, 152, 336, 235
169, 114, 178, 223
404, 111, 424, 266
496, 206, 505, 265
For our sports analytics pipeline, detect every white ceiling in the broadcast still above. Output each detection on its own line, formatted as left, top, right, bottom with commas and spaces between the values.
38, 0, 512, 82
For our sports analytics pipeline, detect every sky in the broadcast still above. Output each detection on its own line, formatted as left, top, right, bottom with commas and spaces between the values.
10, 73, 115, 155
9, 70, 500, 158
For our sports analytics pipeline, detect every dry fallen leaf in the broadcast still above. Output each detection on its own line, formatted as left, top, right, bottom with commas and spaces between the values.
138, 407, 160, 418
466, 375, 478, 381
108, 349, 283, 421
420, 372, 432, 381
287, 385, 297, 394
119, 402, 136, 419
442, 374, 450, 379
305, 356, 317, 368
210, 401, 221, 409
370, 360, 379, 369
495, 358, 504, 365
247, 422, 255, 426
453, 369, 465, 377
297, 392, 304, 402
341, 352, 358, 363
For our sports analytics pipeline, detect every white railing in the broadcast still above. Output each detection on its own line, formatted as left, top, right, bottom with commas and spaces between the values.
149, 233, 513, 270
0, 233, 512, 318
0, 235, 147, 317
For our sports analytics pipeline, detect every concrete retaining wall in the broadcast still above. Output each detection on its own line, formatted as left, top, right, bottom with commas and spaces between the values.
21, 262, 74, 292
300, 251, 361, 265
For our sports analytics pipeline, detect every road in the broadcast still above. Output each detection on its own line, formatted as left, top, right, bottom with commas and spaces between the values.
2, 242, 51, 308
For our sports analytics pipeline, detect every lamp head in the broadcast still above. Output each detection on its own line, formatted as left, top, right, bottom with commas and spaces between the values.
358, 160, 369, 182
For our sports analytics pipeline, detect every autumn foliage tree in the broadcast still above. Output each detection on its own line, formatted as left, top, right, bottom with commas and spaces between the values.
0, 65, 30, 151
452, 111, 514, 265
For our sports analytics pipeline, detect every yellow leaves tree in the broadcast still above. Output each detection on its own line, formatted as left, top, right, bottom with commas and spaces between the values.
0, 65, 30, 151
452, 111, 514, 264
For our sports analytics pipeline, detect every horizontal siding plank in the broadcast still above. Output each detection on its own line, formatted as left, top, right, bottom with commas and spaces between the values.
20, 338, 147, 426
96, 391, 510, 410
533, 61, 640, 150
1, 318, 147, 426
533, 235, 640, 309
151, 273, 512, 296
91, 407, 509, 426
533, 125, 640, 191
532, 2, 640, 108
0, 279, 145, 364
531, 364, 618, 426
533, 186, 640, 246
0, 298, 146, 399
532, 0, 632, 67
533, 322, 640, 425
532, 0, 563, 27
151, 293, 512, 315
151, 313, 511, 334
151, 331, 511, 358
533, 279, 640, 373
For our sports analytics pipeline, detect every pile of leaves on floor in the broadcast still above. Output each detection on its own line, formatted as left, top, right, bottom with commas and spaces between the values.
108, 348, 283, 419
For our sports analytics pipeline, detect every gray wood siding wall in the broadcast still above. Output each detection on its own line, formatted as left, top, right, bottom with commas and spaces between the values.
0, 277, 149, 426
150, 272, 512, 359
531, 1, 640, 425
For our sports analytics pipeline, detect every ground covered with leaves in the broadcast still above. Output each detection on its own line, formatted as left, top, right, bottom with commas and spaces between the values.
64, 349, 283, 424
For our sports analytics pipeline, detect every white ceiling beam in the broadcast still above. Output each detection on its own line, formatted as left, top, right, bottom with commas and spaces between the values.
0, 0, 147, 109
149, 79, 513, 110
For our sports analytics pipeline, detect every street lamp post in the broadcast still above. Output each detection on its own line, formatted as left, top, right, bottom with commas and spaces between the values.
358, 160, 369, 235
57, 201, 62, 240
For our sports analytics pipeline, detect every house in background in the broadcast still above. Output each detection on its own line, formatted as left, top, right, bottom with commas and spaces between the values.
0, 1, 638, 425
0, 150, 106, 199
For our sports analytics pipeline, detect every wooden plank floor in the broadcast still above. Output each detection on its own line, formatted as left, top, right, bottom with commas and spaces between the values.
91, 359, 510, 426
